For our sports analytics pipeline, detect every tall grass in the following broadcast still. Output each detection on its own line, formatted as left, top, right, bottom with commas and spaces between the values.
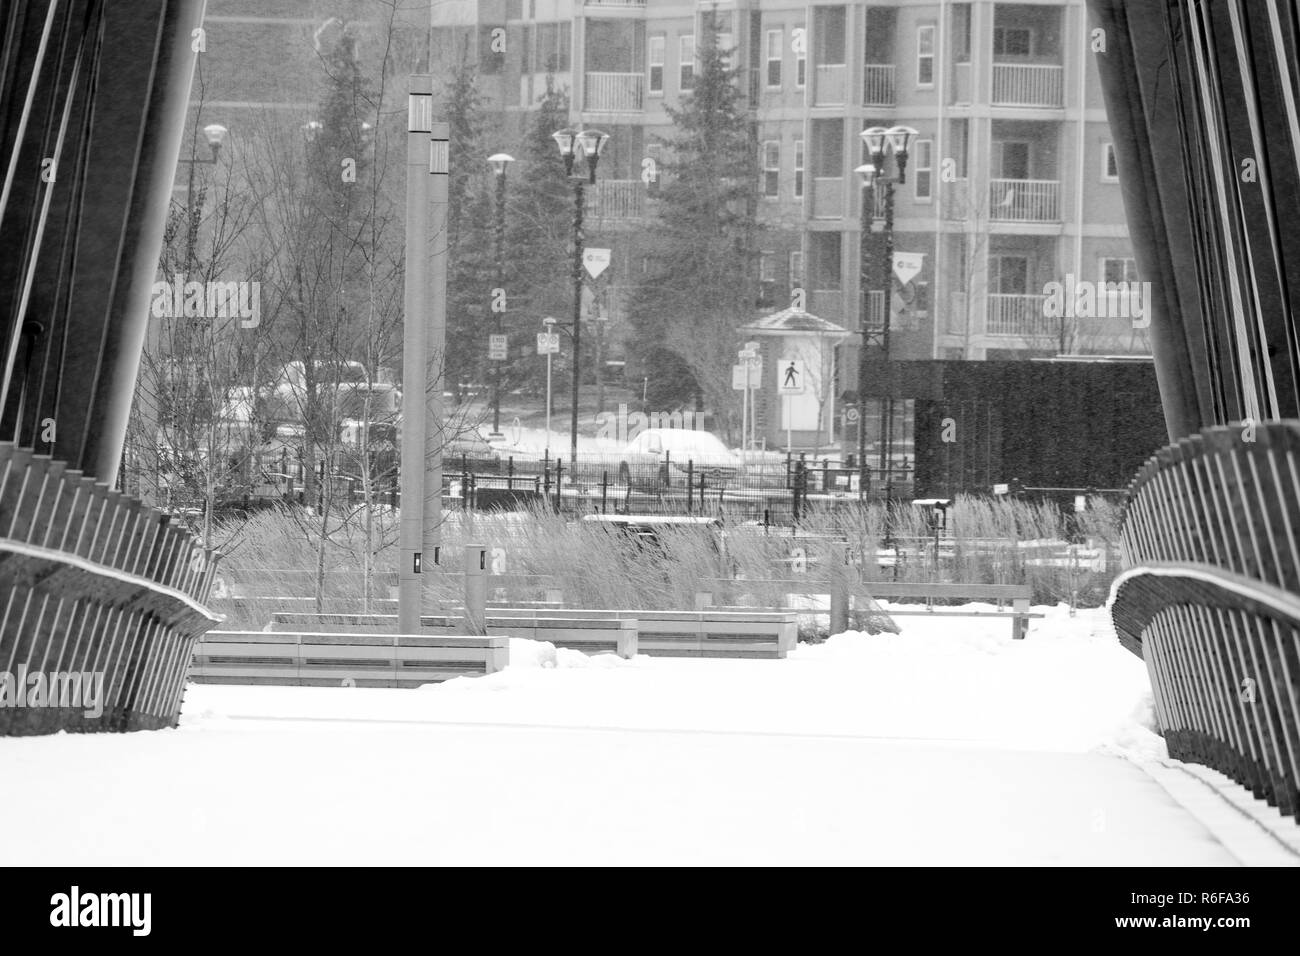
208, 495, 1124, 627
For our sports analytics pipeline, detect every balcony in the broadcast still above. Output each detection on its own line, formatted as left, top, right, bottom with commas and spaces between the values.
586, 179, 644, 220
813, 64, 847, 106
584, 72, 643, 112
862, 65, 895, 106
812, 177, 845, 219
991, 63, 1064, 108
988, 178, 1060, 222
986, 293, 1053, 336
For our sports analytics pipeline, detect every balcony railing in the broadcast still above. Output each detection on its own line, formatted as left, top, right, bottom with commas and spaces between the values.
586, 179, 644, 220
988, 178, 1060, 222
812, 176, 845, 218
986, 293, 1053, 337
584, 72, 643, 112
862, 64, 895, 106
991, 63, 1064, 107
813, 64, 847, 106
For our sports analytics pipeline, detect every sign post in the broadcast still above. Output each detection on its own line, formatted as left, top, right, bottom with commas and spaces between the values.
778, 358, 804, 452
539, 319, 559, 455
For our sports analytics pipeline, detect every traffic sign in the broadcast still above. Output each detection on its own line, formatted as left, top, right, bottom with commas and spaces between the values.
778, 358, 805, 394
732, 365, 747, 390
537, 332, 560, 355
583, 248, 611, 279
488, 334, 507, 360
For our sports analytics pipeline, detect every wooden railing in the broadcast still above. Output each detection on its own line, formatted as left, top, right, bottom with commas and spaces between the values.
986, 293, 1052, 336
991, 63, 1064, 107
584, 72, 643, 112
862, 64, 896, 106
586, 179, 644, 220
0, 443, 220, 734
1113, 422, 1300, 823
988, 178, 1061, 222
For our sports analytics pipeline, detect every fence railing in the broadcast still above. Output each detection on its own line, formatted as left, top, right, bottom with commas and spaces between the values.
986, 293, 1052, 337
988, 178, 1060, 222
862, 64, 896, 106
0, 443, 221, 735
991, 63, 1064, 107
584, 72, 643, 112
586, 179, 644, 220
1113, 422, 1300, 823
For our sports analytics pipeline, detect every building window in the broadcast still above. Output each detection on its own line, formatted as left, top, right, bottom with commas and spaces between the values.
766, 29, 782, 88
680, 35, 696, 91
760, 251, 776, 283
1102, 142, 1119, 182
794, 139, 804, 198
789, 250, 804, 290
794, 26, 806, 88
762, 141, 781, 197
648, 35, 665, 95
1101, 257, 1139, 284
917, 25, 935, 87
993, 26, 1033, 57
913, 139, 933, 201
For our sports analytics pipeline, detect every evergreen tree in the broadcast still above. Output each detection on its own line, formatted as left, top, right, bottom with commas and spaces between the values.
626, 9, 762, 435
443, 54, 495, 403
501, 76, 574, 397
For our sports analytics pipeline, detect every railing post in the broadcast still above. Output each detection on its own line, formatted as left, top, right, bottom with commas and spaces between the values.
829, 541, 850, 636
554, 458, 563, 511
601, 469, 608, 512
687, 459, 694, 514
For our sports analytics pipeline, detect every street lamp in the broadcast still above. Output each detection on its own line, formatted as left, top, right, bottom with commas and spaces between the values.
487, 152, 514, 439
542, 316, 557, 457
552, 127, 609, 464
855, 124, 916, 503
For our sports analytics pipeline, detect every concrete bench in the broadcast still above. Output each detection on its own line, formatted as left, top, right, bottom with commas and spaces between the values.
268, 612, 637, 659
478, 607, 798, 660
190, 630, 509, 687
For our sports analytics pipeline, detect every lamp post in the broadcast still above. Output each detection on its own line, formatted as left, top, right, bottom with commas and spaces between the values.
552, 128, 608, 464
487, 152, 514, 439
542, 316, 557, 456
854, 124, 916, 502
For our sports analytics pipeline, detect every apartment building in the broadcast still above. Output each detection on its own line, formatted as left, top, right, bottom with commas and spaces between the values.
433, 0, 1146, 375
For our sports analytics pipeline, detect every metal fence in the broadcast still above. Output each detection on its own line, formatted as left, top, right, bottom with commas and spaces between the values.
0, 443, 221, 735
1113, 422, 1300, 823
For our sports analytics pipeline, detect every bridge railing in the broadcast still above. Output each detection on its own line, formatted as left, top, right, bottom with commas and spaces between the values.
0, 443, 220, 734
1113, 423, 1300, 822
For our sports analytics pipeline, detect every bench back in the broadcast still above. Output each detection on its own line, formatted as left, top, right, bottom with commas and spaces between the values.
191, 630, 509, 686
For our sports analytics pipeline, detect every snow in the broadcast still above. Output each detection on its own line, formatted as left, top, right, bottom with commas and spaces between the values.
0, 604, 1277, 865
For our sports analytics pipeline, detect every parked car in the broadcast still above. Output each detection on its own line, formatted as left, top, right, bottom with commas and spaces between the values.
444, 426, 501, 473
617, 428, 743, 490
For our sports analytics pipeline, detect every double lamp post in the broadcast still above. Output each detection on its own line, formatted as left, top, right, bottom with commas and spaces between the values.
482, 130, 607, 465
855, 124, 916, 501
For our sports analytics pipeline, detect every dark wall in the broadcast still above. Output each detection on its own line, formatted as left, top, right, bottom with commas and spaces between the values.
868, 360, 1166, 496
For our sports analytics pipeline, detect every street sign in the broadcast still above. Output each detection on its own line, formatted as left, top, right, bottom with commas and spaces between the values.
583, 248, 611, 279
778, 358, 805, 394
488, 334, 507, 360
844, 406, 860, 425
537, 332, 560, 355
732, 365, 747, 391
733, 362, 762, 389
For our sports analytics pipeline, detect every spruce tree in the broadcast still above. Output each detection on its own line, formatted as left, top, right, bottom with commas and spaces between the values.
627, 9, 762, 434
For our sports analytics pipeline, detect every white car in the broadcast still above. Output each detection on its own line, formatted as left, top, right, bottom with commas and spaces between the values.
618, 428, 743, 490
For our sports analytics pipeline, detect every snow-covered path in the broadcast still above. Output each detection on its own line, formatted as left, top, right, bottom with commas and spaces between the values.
0, 607, 1286, 865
